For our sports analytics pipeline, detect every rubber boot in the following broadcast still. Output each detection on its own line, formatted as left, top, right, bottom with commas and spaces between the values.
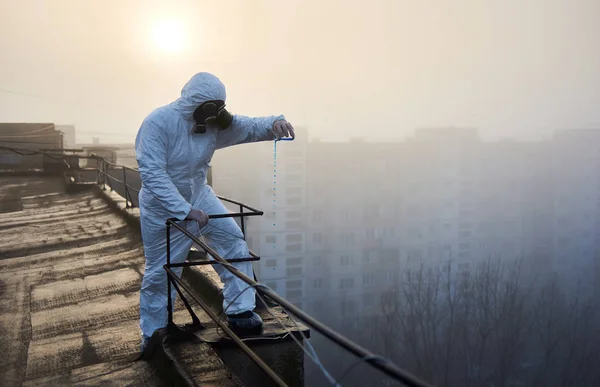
227, 311, 264, 336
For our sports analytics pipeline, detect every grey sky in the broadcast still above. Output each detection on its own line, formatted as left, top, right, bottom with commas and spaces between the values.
1, 0, 599, 143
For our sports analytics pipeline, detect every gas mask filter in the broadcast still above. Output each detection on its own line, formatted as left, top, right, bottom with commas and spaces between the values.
192, 100, 234, 133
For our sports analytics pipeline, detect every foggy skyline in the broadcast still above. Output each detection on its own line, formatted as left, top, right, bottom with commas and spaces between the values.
1, 0, 599, 143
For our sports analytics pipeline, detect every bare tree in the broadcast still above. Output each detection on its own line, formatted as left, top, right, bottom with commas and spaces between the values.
367, 259, 600, 387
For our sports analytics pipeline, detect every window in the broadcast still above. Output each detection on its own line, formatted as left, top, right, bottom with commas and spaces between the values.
340, 278, 355, 289
286, 220, 303, 229
265, 259, 277, 268
313, 211, 322, 222
312, 233, 323, 244
286, 279, 303, 289
386, 271, 396, 284
286, 210, 302, 219
380, 249, 398, 263
340, 210, 353, 221
287, 289, 303, 299
313, 278, 324, 289
366, 228, 375, 240
340, 255, 352, 266
286, 257, 303, 266
286, 243, 302, 253
286, 197, 302, 206
364, 251, 377, 263
340, 233, 355, 244
363, 272, 376, 285
286, 187, 302, 196
266, 235, 276, 243
286, 267, 303, 276
313, 256, 323, 266
286, 234, 303, 243
265, 281, 277, 291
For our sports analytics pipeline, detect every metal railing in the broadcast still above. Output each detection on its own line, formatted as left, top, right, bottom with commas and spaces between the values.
96, 158, 140, 208
165, 218, 434, 387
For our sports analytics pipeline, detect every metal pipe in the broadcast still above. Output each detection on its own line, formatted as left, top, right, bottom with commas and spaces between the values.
217, 196, 262, 213
103, 159, 138, 171
166, 223, 173, 326
164, 266, 288, 387
168, 257, 260, 268
168, 274, 201, 327
101, 174, 125, 184
239, 204, 246, 238
101, 161, 106, 190
122, 166, 129, 208
208, 212, 263, 219
166, 219, 433, 387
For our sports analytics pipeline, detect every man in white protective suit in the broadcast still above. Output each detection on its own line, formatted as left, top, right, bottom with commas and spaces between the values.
135, 72, 295, 351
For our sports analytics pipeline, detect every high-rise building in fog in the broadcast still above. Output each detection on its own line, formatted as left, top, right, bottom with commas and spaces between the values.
211, 127, 600, 323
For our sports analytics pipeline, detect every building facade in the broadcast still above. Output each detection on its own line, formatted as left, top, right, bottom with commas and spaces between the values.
211, 128, 600, 323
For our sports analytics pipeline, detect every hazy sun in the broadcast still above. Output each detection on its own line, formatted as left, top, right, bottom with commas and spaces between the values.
152, 20, 185, 53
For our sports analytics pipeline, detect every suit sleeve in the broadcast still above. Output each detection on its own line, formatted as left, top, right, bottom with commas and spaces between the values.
216, 114, 285, 149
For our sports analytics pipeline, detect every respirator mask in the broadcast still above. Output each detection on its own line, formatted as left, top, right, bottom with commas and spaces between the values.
192, 100, 233, 133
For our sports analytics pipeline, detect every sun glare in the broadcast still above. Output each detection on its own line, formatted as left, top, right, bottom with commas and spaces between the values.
152, 20, 185, 53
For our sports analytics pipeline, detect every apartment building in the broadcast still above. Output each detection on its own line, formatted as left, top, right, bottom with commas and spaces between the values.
211, 127, 600, 325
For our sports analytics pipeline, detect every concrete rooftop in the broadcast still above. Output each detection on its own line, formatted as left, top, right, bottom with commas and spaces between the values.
0, 176, 240, 386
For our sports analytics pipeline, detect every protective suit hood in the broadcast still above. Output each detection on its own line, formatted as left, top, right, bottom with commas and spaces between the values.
173, 72, 227, 119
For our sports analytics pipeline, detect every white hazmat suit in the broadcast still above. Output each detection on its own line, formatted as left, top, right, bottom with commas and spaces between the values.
135, 72, 284, 342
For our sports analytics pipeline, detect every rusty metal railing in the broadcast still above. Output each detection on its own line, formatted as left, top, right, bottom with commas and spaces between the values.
164, 217, 434, 387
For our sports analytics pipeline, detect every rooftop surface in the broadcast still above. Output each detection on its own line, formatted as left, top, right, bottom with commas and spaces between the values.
0, 176, 241, 386
0, 175, 308, 386
0, 176, 153, 385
